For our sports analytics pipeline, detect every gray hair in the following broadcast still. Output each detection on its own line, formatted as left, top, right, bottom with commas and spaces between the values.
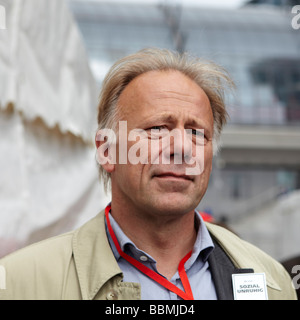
97, 47, 235, 192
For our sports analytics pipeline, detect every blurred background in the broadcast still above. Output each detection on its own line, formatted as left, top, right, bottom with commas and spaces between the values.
0, 0, 299, 272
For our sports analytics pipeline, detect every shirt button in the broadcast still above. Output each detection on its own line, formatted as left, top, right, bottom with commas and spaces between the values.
139, 255, 148, 262
106, 290, 118, 300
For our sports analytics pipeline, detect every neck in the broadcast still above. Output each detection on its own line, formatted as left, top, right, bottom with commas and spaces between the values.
110, 199, 197, 279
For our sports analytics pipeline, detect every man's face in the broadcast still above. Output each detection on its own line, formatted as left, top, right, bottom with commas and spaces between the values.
110, 70, 214, 217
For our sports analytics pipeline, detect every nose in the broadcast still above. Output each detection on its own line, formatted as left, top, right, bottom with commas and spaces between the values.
161, 127, 192, 165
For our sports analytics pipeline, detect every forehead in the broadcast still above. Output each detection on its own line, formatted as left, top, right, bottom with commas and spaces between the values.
118, 70, 213, 126
120, 70, 205, 102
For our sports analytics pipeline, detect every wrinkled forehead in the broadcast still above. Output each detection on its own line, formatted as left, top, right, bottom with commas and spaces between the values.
117, 70, 213, 124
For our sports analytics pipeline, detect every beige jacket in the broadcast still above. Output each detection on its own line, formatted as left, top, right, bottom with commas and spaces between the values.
0, 209, 297, 300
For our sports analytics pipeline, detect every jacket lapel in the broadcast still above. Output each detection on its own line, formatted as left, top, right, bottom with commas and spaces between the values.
208, 236, 254, 300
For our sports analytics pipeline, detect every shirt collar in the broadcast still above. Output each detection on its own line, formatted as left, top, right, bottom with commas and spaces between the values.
105, 210, 214, 265
187, 210, 215, 267
106, 212, 156, 262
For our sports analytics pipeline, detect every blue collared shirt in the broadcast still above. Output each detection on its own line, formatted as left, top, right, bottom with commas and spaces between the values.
105, 211, 217, 300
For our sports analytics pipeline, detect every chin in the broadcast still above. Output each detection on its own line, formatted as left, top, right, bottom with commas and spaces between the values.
148, 194, 198, 216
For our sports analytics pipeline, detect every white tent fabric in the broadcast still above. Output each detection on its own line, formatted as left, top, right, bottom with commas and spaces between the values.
0, 0, 97, 140
0, 0, 111, 257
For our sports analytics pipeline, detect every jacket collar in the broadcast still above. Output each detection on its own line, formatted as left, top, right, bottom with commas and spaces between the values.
72, 209, 122, 300
205, 222, 281, 291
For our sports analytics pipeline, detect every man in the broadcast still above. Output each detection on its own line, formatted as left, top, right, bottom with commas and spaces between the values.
0, 48, 296, 300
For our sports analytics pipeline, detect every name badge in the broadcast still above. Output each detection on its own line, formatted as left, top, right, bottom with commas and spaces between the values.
232, 273, 268, 300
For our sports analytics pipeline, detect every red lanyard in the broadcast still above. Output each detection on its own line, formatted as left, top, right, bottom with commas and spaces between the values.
105, 205, 194, 300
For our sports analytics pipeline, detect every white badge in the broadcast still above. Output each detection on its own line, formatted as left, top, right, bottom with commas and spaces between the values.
232, 273, 268, 300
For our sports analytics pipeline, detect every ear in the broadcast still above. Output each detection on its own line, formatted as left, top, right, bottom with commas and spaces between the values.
95, 129, 116, 174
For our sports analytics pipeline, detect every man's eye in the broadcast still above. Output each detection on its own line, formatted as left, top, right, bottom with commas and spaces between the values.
187, 129, 207, 145
191, 129, 204, 137
147, 126, 169, 133
146, 126, 169, 139
150, 126, 166, 131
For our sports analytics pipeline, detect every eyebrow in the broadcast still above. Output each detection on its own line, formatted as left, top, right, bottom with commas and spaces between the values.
143, 112, 207, 130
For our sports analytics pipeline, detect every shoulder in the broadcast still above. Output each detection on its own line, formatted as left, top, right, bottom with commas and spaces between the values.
0, 231, 74, 265
0, 211, 108, 300
0, 231, 75, 299
206, 222, 297, 300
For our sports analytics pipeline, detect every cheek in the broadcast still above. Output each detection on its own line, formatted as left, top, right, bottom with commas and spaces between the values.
112, 163, 140, 198
127, 138, 150, 165
203, 147, 213, 177
191, 146, 213, 180
113, 137, 150, 188
148, 138, 161, 164
203, 149, 213, 183
204, 145, 213, 163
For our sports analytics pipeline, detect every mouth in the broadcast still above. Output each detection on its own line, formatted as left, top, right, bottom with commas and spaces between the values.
153, 172, 193, 182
